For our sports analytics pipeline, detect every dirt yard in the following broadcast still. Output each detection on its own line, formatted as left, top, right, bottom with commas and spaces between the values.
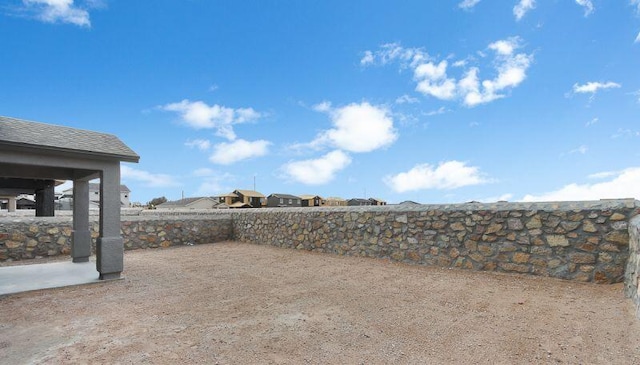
1, 242, 639, 364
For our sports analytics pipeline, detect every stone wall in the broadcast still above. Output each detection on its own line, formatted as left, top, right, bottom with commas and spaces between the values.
232, 200, 640, 283
0, 214, 232, 261
2, 200, 640, 285
625, 215, 640, 317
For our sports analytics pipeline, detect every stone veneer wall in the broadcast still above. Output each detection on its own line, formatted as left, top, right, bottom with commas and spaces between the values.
2, 201, 640, 285
0, 214, 232, 261
232, 200, 640, 283
625, 215, 640, 317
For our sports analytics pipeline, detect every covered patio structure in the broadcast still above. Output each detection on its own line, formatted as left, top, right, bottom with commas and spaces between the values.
0, 116, 139, 281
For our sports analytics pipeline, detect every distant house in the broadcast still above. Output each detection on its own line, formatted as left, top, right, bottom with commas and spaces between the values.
62, 183, 131, 207
156, 197, 217, 209
267, 193, 302, 208
324, 197, 347, 207
235, 190, 265, 208
300, 195, 324, 207
347, 198, 372, 206
218, 189, 265, 208
217, 192, 238, 206
16, 195, 35, 210
369, 198, 387, 206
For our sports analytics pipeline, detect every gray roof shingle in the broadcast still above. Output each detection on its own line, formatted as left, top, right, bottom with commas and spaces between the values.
268, 193, 301, 200
158, 197, 213, 207
0, 116, 139, 162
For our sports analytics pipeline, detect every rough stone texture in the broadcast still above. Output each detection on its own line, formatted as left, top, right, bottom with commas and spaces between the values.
624, 215, 640, 318
2, 200, 640, 285
0, 214, 231, 261
232, 200, 640, 284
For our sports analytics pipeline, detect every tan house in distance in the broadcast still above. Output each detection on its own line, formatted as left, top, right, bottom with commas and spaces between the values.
300, 195, 325, 207
369, 198, 387, 206
324, 197, 347, 207
218, 189, 265, 208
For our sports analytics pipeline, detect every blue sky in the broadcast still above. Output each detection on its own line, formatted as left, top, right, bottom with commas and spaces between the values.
1, 0, 640, 205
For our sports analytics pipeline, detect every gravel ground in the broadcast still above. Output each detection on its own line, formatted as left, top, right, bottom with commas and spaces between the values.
1, 242, 639, 364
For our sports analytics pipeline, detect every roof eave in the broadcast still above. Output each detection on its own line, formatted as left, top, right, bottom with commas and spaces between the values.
0, 141, 140, 163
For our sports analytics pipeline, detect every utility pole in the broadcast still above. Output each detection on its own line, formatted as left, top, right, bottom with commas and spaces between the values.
253, 175, 256, 191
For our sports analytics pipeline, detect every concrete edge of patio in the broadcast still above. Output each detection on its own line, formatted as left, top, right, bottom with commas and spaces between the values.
0, 259, 122, 296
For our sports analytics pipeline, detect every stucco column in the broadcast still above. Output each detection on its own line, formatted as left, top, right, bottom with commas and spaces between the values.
72, 179, 91, 263
96, 163, 124, 280
7, 197, 16, 212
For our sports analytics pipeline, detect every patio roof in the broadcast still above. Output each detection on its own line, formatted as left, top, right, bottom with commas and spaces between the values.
0, 116, 139, 163
0, 115, 139, 282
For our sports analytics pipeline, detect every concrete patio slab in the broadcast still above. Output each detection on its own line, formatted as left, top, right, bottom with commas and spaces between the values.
0, 261, 101, 296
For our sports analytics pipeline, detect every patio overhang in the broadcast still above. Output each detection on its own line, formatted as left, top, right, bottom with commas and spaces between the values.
0, 116, 139, 283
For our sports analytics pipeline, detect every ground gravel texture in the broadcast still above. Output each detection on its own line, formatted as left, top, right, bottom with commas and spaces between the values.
1, 242, 639, 364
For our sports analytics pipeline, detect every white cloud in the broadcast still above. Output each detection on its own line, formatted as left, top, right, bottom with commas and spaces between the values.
313, 101, 332, 112
366, 38, 532, 108
193, 168, 215, 177
195, 179, 228, 197
588, 170, 618, 179
311, 102, 398, 153
360, 42, 428, 68
209, 139, 270, 165
488, 39, 517, 56
21, 0, 92, 27
360, 51, 374, 65
162, 99, 262, 141
635, 32, 640, 43
414, 61, 457, 100
281, 150, 352, 185
568, 145, 588, 154
424, 106, 448, 116
190, 169, 234, 196
572, 81, 621, 94
514, 0, 536, 21
185, 139, 211, 151
611, 128, 640, 139
458, 0, 481, 10
195, 173, 234, 196
575, 0, 594, 16
395, 94, 419, 104
522, 167, 640, 202
633, 0, 640, 13
384, 160, 490, 193
585, 117, 598, 127
460, 38, 532, 107
121, 165, 180, 188
452, 60, 467, 68
480, 193, 514, 203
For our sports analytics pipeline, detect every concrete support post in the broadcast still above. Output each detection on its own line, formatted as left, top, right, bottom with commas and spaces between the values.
7, 197, 16, 212
96, 164, 124, 280
35, 180, 55, 217
72, 179, 91, 263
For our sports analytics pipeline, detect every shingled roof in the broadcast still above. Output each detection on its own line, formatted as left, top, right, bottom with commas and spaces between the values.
0, 116, 139, 162
157, 197, 215, 208
268, 193, 301, 200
